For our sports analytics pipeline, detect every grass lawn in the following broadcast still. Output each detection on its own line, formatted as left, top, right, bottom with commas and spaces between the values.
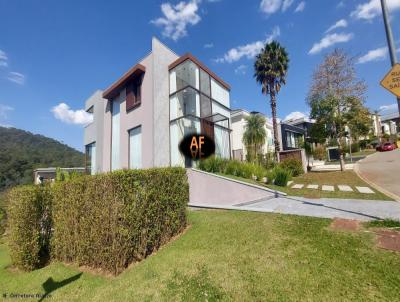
217, 170, 392, 201
1, 210, 400, 301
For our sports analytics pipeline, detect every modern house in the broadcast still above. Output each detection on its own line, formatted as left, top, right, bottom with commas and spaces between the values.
84, 38, 231, 174
230, 109, 274, 161
277, 116, 314, 151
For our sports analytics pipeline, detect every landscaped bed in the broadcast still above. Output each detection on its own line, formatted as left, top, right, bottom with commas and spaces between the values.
1, 210, 399, 301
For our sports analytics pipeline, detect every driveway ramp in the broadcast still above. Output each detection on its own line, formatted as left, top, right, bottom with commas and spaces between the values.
187, 169, 285, 207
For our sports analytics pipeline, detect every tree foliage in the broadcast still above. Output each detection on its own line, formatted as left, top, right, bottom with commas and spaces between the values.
0, 127, 84, 191
254, 41, 289, 154
243, 113, 266, 162
307, 49, 370, 170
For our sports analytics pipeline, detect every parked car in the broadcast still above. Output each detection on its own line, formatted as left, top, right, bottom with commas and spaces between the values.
376, 142, 396, 152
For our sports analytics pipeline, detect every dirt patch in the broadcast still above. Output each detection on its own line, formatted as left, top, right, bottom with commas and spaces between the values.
374, 229, 400, 252
330, 218, 361, 232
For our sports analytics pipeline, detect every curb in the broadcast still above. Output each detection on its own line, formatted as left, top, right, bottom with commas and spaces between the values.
354, 153, 400, 202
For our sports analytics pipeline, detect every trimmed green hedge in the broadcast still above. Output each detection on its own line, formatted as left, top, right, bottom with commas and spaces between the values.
279, 159, 304, 177
8, 185, 52, 271
7, 168, 188, 275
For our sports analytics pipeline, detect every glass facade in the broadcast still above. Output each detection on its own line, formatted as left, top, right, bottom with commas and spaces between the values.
169, 59, 231, 166
111, 100, 120, 171
129, 126, 142, 169
85, 142, 96, 175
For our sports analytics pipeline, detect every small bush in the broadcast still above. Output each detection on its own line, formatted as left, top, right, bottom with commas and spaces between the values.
7, 185, 52, 270
198, 156, 227, 173
313, 145, 326, 161
271, 167, 292, 187
279, 159, 304, 177
343, 143, 360, 154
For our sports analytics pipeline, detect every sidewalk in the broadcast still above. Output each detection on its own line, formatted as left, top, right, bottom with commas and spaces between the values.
189, 196, 400, 221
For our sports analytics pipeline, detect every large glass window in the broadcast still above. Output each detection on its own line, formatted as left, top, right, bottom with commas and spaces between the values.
111, 100, 120, 171
211, 78, 229, 108
211, 101, 230, 128
200, 94, 212, 118
85, 142, 96, 175
170, 87, 200, 120
200, 68, 210, 96
214, 126, 230, 159
129, 126, 142, 169
170, 116, 201, 167
169, 60, 199, 94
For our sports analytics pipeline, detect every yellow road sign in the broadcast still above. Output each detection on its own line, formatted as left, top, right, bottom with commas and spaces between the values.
380, 63, 400, 97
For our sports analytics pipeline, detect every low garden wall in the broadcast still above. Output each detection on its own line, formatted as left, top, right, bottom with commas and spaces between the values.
7, 168, 188, 275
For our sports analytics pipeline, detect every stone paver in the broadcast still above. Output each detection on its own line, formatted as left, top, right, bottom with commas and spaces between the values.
322, 185, 334, 192
287, 180, 293, 186
338, 185, 353, 192
292, 184, 304, 189
356, 186, 375, 194
307, 184, 318, 189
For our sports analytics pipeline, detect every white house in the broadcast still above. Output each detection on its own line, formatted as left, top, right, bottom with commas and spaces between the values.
230, 109, 274, 161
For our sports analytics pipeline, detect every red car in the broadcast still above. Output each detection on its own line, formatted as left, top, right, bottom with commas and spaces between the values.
376, 142, 396, 152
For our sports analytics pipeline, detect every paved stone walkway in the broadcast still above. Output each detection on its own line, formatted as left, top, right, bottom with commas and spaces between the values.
290, 183, 375, 194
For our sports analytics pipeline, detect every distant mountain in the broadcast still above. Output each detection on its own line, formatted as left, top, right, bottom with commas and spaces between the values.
0, 127, 84, 191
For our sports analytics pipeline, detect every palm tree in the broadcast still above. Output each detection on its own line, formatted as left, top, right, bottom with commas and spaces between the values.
243, 113, 266, 163
254, 41, 289, 157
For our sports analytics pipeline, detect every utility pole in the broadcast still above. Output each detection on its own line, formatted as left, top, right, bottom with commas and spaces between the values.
380, 0, 400, 115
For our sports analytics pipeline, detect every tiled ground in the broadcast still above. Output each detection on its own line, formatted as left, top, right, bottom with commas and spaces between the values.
290, 183, 375, 194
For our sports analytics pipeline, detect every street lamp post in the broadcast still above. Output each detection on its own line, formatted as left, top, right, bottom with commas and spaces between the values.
380, 0, 400, 115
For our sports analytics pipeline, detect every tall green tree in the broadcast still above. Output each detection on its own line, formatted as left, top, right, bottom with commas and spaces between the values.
242, 113, 266, 162
307, 49, 369, 171
254, 41, 289, 156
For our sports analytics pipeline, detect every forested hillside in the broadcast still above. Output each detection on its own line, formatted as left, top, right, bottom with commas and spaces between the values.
0, 127, 84, 191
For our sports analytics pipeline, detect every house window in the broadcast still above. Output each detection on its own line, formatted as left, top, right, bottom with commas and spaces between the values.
170, 87, 200, 120
111, 100, 120, 171
126, 76, 142, 111
169, 60, 199, 94
129, 126, 142, 169
85, 142, 96, 175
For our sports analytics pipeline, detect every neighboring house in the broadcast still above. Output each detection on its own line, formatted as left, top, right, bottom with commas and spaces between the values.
277, 117, 314, 151
230, 109, 274, 161
84, 37, 231, 174
381, 111, 399, 135
33, 167, 85, 184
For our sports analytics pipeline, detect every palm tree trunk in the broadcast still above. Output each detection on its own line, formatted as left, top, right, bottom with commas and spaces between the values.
270, 89, 280, 160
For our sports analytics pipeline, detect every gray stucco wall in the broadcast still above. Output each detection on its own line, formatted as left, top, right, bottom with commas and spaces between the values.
152, 37, 179, 167
84, 90, 106, 173
117, 53, 154, 169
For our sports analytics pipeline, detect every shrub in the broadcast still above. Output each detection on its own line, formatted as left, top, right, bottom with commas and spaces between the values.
271, 167, 292, 187
7, 185, 52, 270
343, 142, 360, 154
279, 159, 304, 177
313, 145, 326, 161
51, 168, 188, 275
198, 156, 227, 173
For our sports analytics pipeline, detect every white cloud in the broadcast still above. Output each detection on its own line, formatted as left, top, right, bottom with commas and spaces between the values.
204, 43, 214, 48
151, 0, 201, 41
357, 46, 388, 64
351, 0, 400, 20
308, 32, 353, 55
282, 0, 294, 12
326, 19, 348, 33
379, 103, 397, 112
0, 50, 8, 67
284, 111, 307, 121
260, 0, 282, 15
0, 104, 13, 119
7, 72, 25, 85
234, 64, 247, 75
215, 26, 280, 63
52, 103, 93, 125
294, 1, 305, 12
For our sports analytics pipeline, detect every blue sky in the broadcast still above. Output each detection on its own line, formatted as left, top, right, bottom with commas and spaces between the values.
0, 0, 400, 151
